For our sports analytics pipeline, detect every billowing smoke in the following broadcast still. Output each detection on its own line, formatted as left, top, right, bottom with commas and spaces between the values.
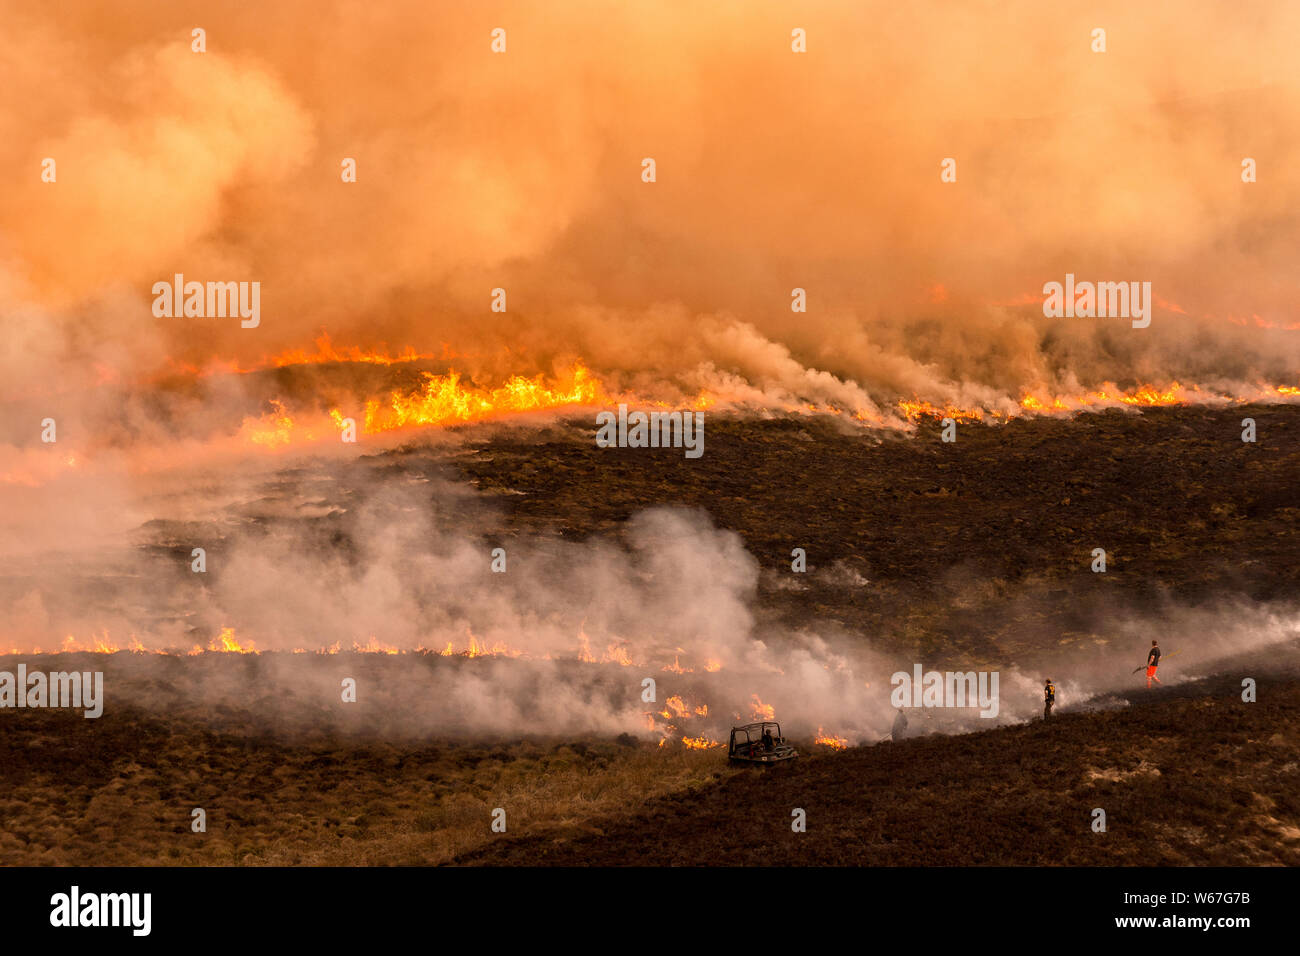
2, 0, 1298, 423
2, 433, 1295, 743
1, 2, 1296, 744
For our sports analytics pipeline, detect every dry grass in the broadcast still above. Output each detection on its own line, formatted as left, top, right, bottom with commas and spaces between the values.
0, 711, 735, 865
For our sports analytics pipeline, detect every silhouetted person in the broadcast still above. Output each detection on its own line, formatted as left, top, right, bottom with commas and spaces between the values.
891, 708, 909, 740
762, 727, 775, 751
1044, 679, 1056, 719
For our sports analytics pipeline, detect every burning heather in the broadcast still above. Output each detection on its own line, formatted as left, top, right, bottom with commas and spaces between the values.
0, 0, 1298, 888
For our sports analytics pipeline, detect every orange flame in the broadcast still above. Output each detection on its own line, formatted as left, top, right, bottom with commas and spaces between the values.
662, 656, 684, 673
231, 334, 1300, 452
362, 364, 601, 434
353, 636, 401, 655
271, 332, 439, 369
434, 631, 524, 658
58, 632, 147, 654
814, 728, 849, 750
663, 696, 691, 719
903, 379, 1300, 425
244, 400, 296, 447
189, 627, 258, 655
898, 399, 987, 424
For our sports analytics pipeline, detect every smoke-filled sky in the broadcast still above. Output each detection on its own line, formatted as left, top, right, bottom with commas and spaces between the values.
2, 0, 1298, 414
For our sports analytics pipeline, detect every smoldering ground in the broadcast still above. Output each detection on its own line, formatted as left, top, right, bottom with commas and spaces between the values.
3, 414, 1297, 745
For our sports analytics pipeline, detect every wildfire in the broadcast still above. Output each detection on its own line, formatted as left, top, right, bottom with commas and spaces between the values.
814, 728, 849, 750
235, 361, 610, 449
901, 379, 1300, 425
163, 335, 441, 380
226, 330, 1300, 451
271, 332, 439, 369
603, 643, 635, 666
898, 399, 987, 424
189, 627, 258, 655
362, 364, 601, 433
1020, 382, 1188, 412
682, 736, 721, 750
573, 625, 636, 665
1120, 384, 1184, 406
660, 651, 723, 674
244, 400, 296, 447
434, 632, 524, 658
750, 694, 776, 721
661, 695, 691, 719
12, 632, 154, 655
647, 691, 715, 746
662, 655, 689, 674
63, 632, 145, 654
3, 626, 712, 670
353, 636, 401, 655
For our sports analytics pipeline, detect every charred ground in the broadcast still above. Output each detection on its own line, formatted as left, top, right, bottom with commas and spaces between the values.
455, 642, 1300, 866
458, 403, 1299, 667
1, 405, 1297, 865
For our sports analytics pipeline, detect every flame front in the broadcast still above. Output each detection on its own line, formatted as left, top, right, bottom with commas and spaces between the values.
362, 365, 602, 434
272, 332, 439, 369
1, 626, 862, 759
189, 627, 258, 655
216, 332, 1300, 452
901, 380, 1298, 424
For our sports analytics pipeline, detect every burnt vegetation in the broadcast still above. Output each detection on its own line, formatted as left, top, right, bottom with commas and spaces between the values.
459, 403, 1299, 667
1, 406, 1297, 865
457, 654, 1300, 866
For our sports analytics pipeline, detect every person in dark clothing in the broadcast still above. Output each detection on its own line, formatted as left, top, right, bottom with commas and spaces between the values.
1146, 640, 1162, 688
891, 707, 909, 741
762, 727, 775, 751
1043, 679, 1056, 719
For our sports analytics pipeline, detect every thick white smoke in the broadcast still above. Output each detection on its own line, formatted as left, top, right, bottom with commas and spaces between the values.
3, 431, 1294, 743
